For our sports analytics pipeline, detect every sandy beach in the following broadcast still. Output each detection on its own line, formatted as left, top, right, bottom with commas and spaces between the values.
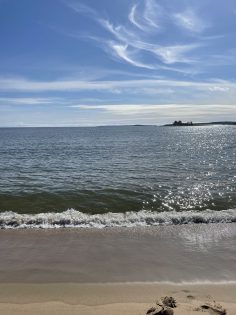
0, 224, 235, 314
0, 282, 236, 314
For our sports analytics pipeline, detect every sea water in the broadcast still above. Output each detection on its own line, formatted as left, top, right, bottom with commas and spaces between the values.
0, 125, 235, 228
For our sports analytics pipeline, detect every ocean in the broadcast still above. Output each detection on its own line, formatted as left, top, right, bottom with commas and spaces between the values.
0, 125, 235, 229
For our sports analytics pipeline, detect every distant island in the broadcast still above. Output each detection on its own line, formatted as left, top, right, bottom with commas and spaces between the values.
164, 120, 236, 127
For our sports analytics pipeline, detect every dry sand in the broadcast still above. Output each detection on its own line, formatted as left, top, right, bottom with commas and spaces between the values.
0, 283, 235, 314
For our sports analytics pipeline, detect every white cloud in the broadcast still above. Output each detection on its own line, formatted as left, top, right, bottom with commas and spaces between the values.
209, 86, 230, 92
100, 19, 139, 46
71, 104, 178, 114
65, 1, 204, 69
62, 0, 236, 75
71, 104, 236, 121
174, 9, 209, 33
0, 77, 235, 93
100, 18, 201, 67
128, 4, 146, 31
143, 0, 162, 29
110, 43, 155, 69
128, 0, 162, 31
153, 44, 200, 64
0, 97, 55, 105
65, 1, 98, 19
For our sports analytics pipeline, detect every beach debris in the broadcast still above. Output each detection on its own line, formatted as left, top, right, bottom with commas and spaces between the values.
160, 310, 173, 315
200, 303, 226, 315
146, 296, 176, 315
161, 296, 177, 308
146, 307, 173, 315
146, 307, 157, 314
146, 305, 164, 314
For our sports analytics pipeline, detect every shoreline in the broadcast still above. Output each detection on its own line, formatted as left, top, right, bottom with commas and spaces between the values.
1, 208, 236, 229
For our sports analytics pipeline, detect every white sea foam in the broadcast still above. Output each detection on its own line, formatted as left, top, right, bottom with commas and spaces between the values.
0, 209, 236, 229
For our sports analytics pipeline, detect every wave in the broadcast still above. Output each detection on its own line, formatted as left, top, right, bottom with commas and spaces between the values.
0, 209, 236, 229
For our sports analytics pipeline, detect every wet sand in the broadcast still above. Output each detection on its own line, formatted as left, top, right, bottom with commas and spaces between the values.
0, 224, 235, 314
0, 223, 235, 283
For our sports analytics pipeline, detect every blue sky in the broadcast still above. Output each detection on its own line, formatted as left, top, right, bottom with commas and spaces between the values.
0, 0, 236, 126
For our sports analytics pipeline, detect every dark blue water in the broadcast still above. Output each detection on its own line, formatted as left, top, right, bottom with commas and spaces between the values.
0, 126, 236, 228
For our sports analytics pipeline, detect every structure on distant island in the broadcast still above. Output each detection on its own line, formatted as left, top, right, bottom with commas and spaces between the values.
164, 121, 236, 127
172, 120, 193, 126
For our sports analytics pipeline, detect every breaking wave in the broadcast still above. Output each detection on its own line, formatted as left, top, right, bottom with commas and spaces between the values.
0, 209, 236, 229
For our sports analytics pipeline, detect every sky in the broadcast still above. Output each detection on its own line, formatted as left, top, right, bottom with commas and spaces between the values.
0, 0, 236, 126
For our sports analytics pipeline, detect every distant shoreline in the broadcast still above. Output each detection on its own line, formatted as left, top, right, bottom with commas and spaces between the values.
163, 121, 236, 127
0, 121, 236, 128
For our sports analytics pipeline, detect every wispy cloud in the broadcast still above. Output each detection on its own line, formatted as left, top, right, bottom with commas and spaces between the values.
173, 9, 209, 33
64, 0, 98, 19
71, 103, 236, 112
64, 0, 207, 71
143, 0, 163, 29
110, 43, 155, 69
0, 97, 56, 105
0, 77, 235, 104
128, 4, 146, 31
97, 22, 202, 72
59, 1, 236, 78
128, 0, 162, 31
70, 104, 236, 122
153, 44, 201, 64
208, 86, 230, 92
